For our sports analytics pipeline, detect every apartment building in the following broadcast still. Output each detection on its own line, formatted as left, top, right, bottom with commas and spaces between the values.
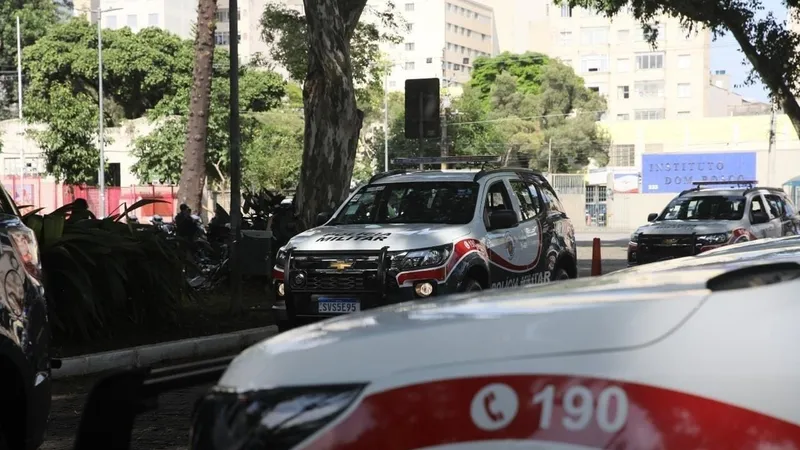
523, 2, 712, 122
385, 0, 498, 92
74, 0, 268, 62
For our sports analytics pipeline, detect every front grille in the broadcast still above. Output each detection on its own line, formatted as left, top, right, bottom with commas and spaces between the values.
637, 234, 698, 264
305, 274, 365, 291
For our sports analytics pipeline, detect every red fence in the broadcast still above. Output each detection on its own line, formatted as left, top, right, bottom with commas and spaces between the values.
2, 176, 178, 220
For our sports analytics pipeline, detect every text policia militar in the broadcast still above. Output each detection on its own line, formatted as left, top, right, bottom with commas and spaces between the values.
491, 270, 551, 289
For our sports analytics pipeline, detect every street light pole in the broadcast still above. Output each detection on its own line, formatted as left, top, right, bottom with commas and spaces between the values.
94, 6, 121, 217
383, 70, 389, 172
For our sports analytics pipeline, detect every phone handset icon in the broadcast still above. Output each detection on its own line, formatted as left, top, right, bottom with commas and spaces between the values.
483, 391, 504, 422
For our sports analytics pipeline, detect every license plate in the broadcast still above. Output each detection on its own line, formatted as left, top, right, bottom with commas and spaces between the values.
317, 297, 360, 314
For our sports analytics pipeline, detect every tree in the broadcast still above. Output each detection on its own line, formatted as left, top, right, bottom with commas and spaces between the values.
557, 0, 800, 138
260, 1, 400, 122
370, 53, 609, 172
243, 111, 304, 190
177, 0, 218, 213
0, 0, 63, 118
131, 68, 288, 187
23, 19, 195, 183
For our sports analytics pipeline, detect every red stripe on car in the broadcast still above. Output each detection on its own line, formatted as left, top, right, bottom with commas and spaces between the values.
304, 374, 800, 449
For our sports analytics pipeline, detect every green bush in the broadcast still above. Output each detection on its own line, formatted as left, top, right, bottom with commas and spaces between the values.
22, 200, 191, 340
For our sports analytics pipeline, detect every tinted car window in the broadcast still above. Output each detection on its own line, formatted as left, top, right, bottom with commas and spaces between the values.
509, 180, 539, 221
765, 194, 785, 218
331, 182, 479, 225
660, 195, 746, 221
540, 185, 565, 214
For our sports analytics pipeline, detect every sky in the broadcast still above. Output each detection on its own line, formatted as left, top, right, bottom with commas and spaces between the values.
710, 0, 787, 102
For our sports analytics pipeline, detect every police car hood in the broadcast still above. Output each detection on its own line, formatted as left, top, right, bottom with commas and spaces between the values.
283, 223, 470, 251
218, 267, 720, 389
635, 219, 736, 236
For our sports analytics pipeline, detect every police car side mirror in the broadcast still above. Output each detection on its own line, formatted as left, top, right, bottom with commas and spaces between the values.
647, 213, 658, 222
489, 210, 518, 230
315, 211, 331, 227
751, 210, 769, 224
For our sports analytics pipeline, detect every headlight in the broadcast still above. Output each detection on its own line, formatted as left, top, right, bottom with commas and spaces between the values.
275, 248, 287, 268
189, 384, 365, 450
630, 232, 640, 244
391, 244, 452, 270
697, 233, 729, 244
8, 227, 41, 279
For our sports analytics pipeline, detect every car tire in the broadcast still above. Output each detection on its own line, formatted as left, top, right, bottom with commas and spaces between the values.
460, 278, 482, 292
551, 267, 571, 281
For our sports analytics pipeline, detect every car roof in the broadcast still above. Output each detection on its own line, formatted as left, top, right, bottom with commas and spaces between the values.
371, 170, 482, 184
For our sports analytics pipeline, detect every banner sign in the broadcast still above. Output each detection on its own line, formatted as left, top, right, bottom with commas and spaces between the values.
613, 172, 639, 193
641, 152, 757, 193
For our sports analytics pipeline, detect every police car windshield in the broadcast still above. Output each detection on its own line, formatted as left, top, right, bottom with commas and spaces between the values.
330, 182, 479, 225
658, 195, 746, 221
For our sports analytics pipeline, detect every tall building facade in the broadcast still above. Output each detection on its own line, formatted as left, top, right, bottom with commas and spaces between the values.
522, 2, 712, 121
75, 0, 268, 62
384, 0, 497, 92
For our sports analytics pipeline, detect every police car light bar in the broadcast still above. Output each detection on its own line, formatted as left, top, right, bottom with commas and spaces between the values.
391, 156, 502, 166
691, 180, 758, 188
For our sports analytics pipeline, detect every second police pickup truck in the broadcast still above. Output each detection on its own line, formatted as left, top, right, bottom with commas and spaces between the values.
272, 157, 578, 331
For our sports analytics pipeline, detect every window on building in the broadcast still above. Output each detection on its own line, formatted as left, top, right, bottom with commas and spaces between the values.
616, 113, 630, 121
216, 9, 229, 22
588, 86, 600, 93
635, 52, 664, 70
405, 3, 414, 11
677, 83, 691, 98
580, 55, 608, 72
561, 4, 572, 17
406, 23, 414, 32
215, 31, 231, 45
389, 80, 397, 88
148, 13, 159, 26
405, 61, 415, 70
426, 57, 433, 63
678, 54, 691, 69
677, 111, 691, 118
637, 23, 665, 41
616, 58, 631, 72
634, 80, 665, 98
405, 42, 415, 51
617, 85, 630, 99
617, 29, 630, 41
634, 109, 665, 120
105, 14, 117, 28
559, 31, 572, 45
610, 145, 635, 167
580, 26, 609, 45
127, 14, 137, 29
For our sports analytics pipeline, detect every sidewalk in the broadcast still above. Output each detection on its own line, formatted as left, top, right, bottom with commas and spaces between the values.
574, 230, 631, 243
54, 325, 278, 379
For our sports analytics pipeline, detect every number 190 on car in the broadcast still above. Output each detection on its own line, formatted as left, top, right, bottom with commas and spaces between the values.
318, 298, 360, 313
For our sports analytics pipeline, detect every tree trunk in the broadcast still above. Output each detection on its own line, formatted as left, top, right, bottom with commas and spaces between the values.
177, 0, 218, 213
295, 0, 368, 229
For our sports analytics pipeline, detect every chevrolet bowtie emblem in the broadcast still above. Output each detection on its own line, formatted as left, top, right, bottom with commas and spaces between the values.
330, 261, 353, 270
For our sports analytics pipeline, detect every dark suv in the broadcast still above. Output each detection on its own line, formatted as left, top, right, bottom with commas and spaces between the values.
0, 191, 51, 450
272, 159, 578, 331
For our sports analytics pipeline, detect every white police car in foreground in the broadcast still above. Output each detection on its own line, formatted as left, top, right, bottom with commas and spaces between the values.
188, 237, 800, 449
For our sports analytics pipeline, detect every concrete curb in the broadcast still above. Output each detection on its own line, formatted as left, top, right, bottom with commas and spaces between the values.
53, 325, 279, 379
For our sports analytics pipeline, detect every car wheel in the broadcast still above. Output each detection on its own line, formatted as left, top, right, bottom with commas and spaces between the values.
460, 278, 482, 292
551, 267, 571, 281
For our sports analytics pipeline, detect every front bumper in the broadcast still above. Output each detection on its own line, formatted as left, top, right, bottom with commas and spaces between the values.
628, 234, 725, 266
272, 247, 458, 327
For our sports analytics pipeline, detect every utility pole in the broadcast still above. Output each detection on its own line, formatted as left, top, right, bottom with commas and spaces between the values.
766, 100, 777, 185
440, 47, 448, 170
547, 138, 553, 174
228, 0, 244, 313
94, 6, 122, 217
383, 69, 389, 172
16, 17, 24, 190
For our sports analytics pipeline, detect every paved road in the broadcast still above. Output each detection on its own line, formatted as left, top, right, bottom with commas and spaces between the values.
42, 244, 630, 450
